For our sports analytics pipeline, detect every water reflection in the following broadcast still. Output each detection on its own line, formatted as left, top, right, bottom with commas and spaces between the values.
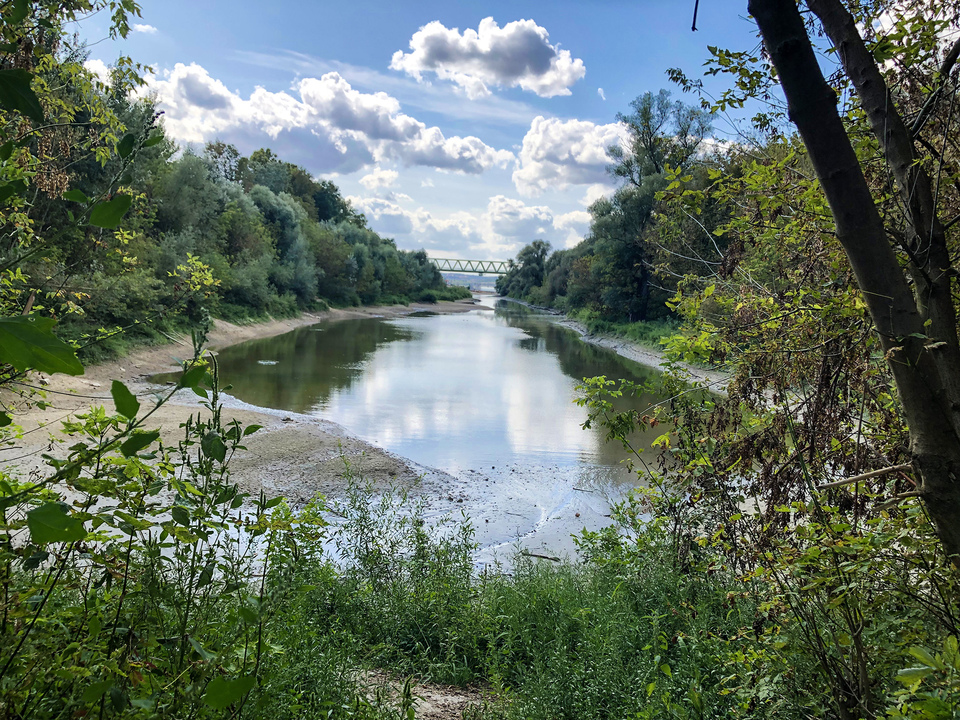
190, 301, 674, 483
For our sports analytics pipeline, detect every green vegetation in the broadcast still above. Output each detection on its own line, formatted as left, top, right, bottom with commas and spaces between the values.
273, 472, 959, 720
1, 0, 959, 719
497, 90, 721, 331
567, 308, 680, 351
0, 5, 462, 367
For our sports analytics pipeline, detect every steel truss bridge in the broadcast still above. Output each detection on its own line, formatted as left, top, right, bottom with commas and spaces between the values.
430, 258, 510, 275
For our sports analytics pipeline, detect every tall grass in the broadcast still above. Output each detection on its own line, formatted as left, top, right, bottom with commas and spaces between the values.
258, 482, 784, 720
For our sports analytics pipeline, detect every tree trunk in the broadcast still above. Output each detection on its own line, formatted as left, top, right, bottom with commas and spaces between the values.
806, 0, 960, 440
748, 0, 960, 563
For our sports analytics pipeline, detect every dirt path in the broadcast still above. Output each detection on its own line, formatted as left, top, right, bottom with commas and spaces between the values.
361, 670, 496, 720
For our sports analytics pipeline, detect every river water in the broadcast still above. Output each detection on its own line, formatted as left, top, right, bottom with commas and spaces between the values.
209, 297, 675, 561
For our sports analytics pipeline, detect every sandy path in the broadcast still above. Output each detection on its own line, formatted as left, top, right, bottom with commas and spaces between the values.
0, 299, 483, 500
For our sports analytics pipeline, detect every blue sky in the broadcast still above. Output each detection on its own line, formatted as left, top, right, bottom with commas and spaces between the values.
78, 1, 762, 260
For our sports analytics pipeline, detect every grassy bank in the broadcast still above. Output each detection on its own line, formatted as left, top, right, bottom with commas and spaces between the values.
66, 285, 472, 365
565, 309, 680, 351
251, 477, 960, 720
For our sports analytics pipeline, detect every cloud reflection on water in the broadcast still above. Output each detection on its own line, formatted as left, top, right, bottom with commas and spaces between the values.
212, 303, 668, 484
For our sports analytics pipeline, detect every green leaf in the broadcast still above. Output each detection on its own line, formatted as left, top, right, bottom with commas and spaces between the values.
143, 133, 164, 148
89, 194, 133, 229
0, 412, 10, 427
0, 69, 43, 123
896, 666, 934, 685
203, 675, 255, 710
109, 686, 127, 712
0, 179, 27, 204
63, 188, 88, 203
243, 424, 263, 437
188, 636, 214, 661
112, 510, 152, 532
22, 550, 48, 569
7, 0, 29, 25
119, 430, 159, 457
27, 503, 86, 545
178, 363, 207, 390
116, 133, 135, 159
0, 315, 84, 376
201, 432, 227, 463
110, 380, 140, 419
196, 560, 215, 588
81, 680, 113, 704
171, 505, 189, 526
908, 646, 944, 670
0, 141, 13, 162
872, 37, 898, 62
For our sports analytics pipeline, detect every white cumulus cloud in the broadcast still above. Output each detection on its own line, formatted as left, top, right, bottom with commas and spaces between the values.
390, 17, 585, 99
597, 88, 606, 101
485, 194, 553, 238
348, 193, 592, 256
132, 23, 158, 34
581, 183, 614, 207
359, 166, 399, 190
83, 58, 111, 85
145, 63, 514, 176
554, 210, 592, 248
513, 115, 626, 196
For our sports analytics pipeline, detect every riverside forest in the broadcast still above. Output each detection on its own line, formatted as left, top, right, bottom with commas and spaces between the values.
0, 1, 959, 719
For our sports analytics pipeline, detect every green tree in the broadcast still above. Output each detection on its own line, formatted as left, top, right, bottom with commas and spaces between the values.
746, 0, 960, 561
497, 239, 550, 299
608, 89, 712, 184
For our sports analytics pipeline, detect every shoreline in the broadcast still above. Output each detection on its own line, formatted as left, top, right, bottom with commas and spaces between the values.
2, 295, 724, 565
1, 299, 485, 501
554, 317, 730, 393
496, 296, 730, 392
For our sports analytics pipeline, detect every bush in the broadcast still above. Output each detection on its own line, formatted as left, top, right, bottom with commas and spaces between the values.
225, 254, 276, 312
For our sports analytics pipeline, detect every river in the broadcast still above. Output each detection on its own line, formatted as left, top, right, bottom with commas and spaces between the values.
208, 297, 676, 563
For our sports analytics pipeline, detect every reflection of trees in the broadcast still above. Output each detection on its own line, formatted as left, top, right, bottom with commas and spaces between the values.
157, 306, 696, 475
494, 299, 687, 465
213, 319, 418, 412
495, 301, 659, 386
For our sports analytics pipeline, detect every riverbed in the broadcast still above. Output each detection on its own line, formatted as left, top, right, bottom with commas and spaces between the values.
173, 297, 683, 565
5, 297, 696, 567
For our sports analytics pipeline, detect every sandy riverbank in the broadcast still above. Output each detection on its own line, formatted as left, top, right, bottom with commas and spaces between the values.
2, 296, 729, 566
1, 299, 484, 501
555, 317, 730, 393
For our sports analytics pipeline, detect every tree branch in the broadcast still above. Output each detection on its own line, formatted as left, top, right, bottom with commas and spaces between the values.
910, 36, 960, 139
817, 464, 913, 490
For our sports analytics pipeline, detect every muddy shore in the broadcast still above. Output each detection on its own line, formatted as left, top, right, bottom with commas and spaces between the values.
1, 300, 484, 502
1, 296, 728, 564
555, 317, 730, 393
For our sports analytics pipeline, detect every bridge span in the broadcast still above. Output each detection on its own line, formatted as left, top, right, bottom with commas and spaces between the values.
429, 257, 510, 275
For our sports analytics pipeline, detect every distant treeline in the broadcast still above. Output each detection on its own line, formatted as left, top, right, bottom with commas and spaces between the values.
496, 90, 724, 332
18, 87, 466, 359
